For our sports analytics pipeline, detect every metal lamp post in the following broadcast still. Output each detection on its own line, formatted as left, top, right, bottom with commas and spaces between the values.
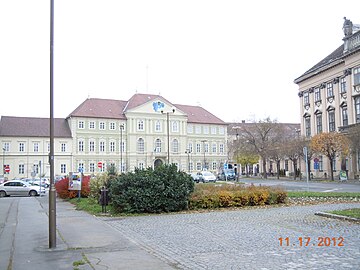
161, 108, 175, 164
201, 140, 207, 170
185, 149, 191, 172
2, 147, 5, 176
120, 124, 124, 173
49, 0, 56, 248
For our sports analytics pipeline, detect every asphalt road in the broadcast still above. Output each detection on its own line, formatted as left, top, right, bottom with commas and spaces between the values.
238, 178, 360, 192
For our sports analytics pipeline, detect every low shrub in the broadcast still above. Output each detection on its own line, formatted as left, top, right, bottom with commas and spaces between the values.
189, 184, 287, 210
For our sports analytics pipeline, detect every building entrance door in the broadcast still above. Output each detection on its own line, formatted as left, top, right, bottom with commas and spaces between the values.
154, 159, 163, 168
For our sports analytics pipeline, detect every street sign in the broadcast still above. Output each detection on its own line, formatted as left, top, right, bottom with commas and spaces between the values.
4, 165, 10, 173
97, 162, 103, 169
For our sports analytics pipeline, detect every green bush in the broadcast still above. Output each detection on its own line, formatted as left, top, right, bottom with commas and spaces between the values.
89, 173, 110, 200
109, 164, 195, 213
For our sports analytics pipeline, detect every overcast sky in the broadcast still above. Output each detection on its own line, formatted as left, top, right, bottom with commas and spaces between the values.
1, 0, 359, 124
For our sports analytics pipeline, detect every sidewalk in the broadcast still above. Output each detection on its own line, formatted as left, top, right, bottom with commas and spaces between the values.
1, 195, 176, 270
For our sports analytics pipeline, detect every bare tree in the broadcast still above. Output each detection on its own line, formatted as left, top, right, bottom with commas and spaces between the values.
268, 142, 285, 179
237, 117, 284, 179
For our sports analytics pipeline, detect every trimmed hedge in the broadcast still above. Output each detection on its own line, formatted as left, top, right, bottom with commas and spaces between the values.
110, 164, 194, 213
189, 184, 287, 209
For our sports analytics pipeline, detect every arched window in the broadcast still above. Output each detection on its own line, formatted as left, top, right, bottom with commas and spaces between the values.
172, 121, 179, 132
172, 139, 179, 153
155, 139, 162, 152
137, 138, 144, 153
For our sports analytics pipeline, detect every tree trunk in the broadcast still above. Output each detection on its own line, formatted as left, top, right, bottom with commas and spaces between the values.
277, 160, 280, 179
307, 159, 311, 180
329, 156, 334, 181
293, 160, 297, 180
262, 159, 267, 179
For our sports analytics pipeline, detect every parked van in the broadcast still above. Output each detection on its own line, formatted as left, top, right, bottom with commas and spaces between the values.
218, 169, 236, 180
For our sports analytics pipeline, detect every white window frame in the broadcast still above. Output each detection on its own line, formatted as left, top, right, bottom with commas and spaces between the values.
155, 120, 161, 132
99, 141, 105, 152
61, 143, 66, 152
172, 121, 179, 132
99, 122, 105, 130
3, 142, 10, 152
212, 143, 217, 153
60, 164, 66, 174
138, 138, 145, 153
19, 142, 25, 152
89, 140, 95, 152
89, 163, 95, 173
78, 140, 84, 152
19, 164, 25, 174
219, 143, 224, 153
138, 120, 145, 131
195, 126, 201, 134
172, 139, 179, 153
78, 121, 84, 129
203, 126, 209, 134
154, 139, 161, 152
110, 141, 115, 152
33, 142, 39, 152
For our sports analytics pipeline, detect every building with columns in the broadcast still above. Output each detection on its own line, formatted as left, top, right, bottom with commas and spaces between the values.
294, 17, 360, 179
0, 93, 228, 179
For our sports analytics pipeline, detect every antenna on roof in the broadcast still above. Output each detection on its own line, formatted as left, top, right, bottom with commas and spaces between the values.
146, 65, 149, 93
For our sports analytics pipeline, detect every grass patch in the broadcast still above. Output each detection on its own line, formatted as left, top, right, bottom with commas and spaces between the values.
329, 208, 360, 219
288, 191, 360, 198
70, 197, 114, 215
73, 259, 85, 269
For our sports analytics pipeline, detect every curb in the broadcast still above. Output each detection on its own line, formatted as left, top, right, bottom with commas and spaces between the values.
315, 211, 360, 222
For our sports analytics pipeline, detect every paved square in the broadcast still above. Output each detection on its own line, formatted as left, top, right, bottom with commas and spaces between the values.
102, 203, 360, 270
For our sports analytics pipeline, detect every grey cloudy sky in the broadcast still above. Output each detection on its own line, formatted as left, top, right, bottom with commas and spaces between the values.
1, 0, 359, 123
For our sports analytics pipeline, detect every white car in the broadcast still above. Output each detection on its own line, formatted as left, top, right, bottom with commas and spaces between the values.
0, 180, 43, 197
197, 171, 217, 183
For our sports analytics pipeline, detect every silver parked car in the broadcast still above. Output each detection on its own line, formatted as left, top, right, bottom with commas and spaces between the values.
197, 171, 217, 183
0, 180, 43, 197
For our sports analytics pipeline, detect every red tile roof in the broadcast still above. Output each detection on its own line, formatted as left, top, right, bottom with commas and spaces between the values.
68, 98, 127, 119
69, 94, 225, 125
0, 116, 72, 138
175, 104, 225, 124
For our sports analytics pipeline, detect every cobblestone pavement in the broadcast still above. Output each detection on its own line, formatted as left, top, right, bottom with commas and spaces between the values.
101, 203, 360, 270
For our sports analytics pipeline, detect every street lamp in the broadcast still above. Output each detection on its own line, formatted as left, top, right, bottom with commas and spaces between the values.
120, 124, 124, 173
201, 140, 207, 170
2, 147, 5, 176
185, 149, 191, 172
161, 107, 175, 164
